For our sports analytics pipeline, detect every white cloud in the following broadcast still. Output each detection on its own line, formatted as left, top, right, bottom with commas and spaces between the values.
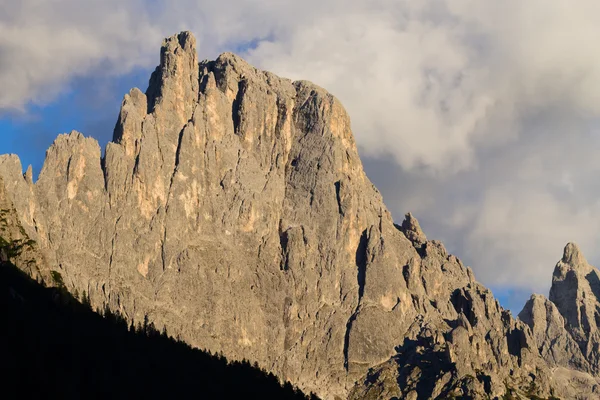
0, 0, 164, 110
3, 0, 600, 306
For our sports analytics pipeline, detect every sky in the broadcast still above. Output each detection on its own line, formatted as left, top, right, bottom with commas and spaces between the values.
2, 0, 600, 312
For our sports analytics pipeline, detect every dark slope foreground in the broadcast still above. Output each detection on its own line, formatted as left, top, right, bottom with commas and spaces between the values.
2, 30, 600, 399
0, 258, 317, 399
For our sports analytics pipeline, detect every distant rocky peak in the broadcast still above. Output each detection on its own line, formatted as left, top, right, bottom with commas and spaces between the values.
146, 31, 199, 121
112, 87, 147, 149
211, 52, 261, 87
399, 212, 427, 248
561, 242, 587, 268
551, 242, 588, 295
518, 293, 592, 372
24, 165, 33, 184
40, 131, 102, 184
545, 242, 600, 374
551, 242, 595, 290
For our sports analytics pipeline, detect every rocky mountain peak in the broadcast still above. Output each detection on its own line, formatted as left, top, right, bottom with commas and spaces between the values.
2, 31, 600, 399
549, 243, 594, 324
515, 241, 600, 389
550, 243, 597, 315
213, 51, 258, 75
399, 212, 427, 247
147, 31, 199, 121
24, 165, 33, 185
518, 293, 591, 372
561, 241, 586, 267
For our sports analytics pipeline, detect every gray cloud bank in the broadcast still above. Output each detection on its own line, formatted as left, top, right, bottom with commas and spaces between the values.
3, 0, 600, 305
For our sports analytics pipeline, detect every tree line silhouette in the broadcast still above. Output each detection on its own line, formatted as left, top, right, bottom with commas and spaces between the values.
0, 256, 318, 399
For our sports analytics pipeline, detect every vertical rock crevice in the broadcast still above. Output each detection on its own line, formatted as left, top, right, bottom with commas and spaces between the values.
232, 80, 245, 135
343, 229, 369, 371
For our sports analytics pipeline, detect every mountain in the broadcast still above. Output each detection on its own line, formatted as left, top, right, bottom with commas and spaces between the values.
1, 31, 599, 399
518, 243, 600, 398
0, 246, 316, 399
0, 172, 316, 399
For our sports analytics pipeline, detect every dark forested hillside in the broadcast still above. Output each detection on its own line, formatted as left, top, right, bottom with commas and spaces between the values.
0, 259, 317, 400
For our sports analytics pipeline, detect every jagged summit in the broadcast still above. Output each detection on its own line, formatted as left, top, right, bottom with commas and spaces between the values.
545, 241, 600, 378
518, 292, 591, 372
517, 242, 600, 396
147, 30, 198, 117
171, 30, 196, 49
399, 212, 427, 247
561, 241, 586, 266
213, 51, 259, 70
1, 31, 599, 399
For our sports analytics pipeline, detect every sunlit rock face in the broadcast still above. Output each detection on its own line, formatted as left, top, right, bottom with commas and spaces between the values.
1, 31, 599, 399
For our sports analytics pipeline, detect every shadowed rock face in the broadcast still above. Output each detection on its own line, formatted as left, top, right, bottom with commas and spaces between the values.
0, 31, 597, 399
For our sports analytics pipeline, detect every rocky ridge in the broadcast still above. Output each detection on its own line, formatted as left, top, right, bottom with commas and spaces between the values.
1, 31, 599, 399
517, 243, 600, 398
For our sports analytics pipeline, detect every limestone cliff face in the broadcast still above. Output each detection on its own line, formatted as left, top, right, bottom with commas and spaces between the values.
0, 32, 597, 399
0, 174, 52, 285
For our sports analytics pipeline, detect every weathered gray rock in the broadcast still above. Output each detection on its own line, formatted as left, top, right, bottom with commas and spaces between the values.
350, 279, 565, 399
0, 175, 53, 285
519, 293, 590, 372
549, 242, 600, 372
0, 31, 597, 399
515, 243, 600, 398
398, 212, 427, 249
